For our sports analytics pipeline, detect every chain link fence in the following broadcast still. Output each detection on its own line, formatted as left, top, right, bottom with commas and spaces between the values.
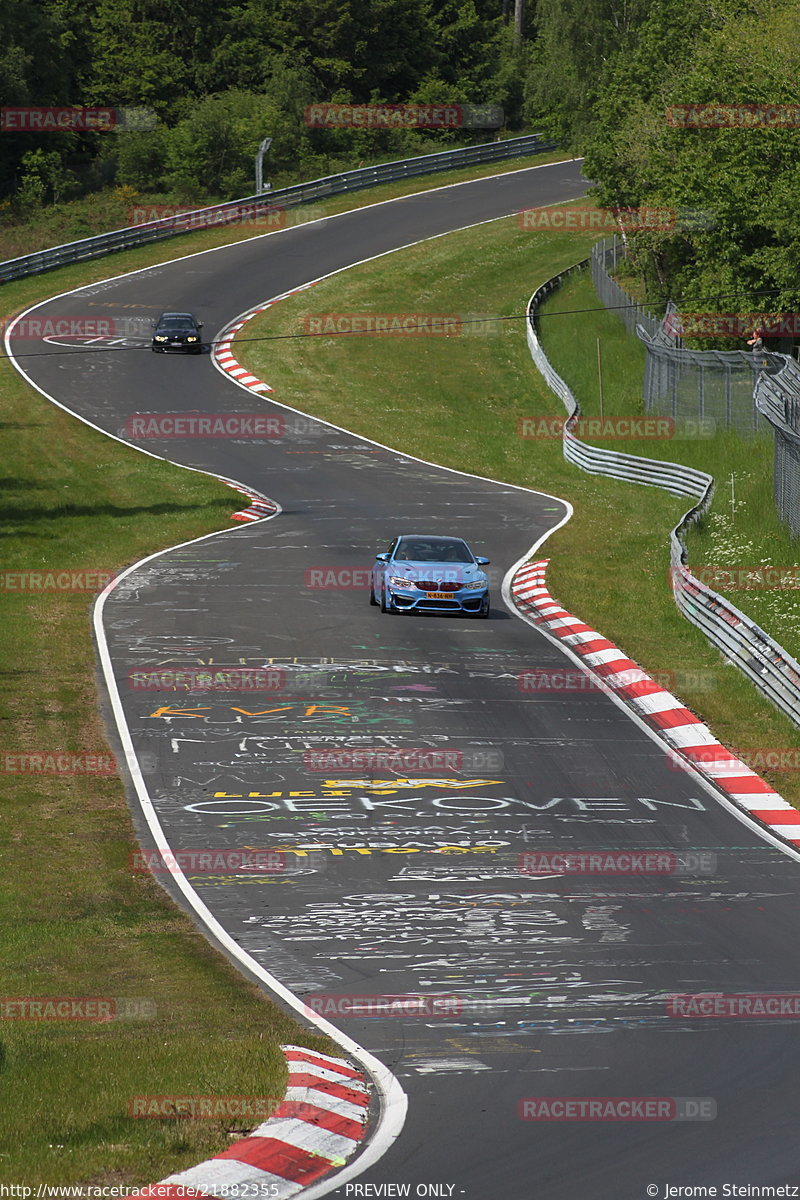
591, 235, 776, 437
590, 236, 661, 339
755, 357, 800, 537
639, 333, 774, 437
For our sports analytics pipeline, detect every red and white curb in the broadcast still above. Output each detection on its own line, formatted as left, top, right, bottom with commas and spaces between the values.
131, 1045, 370, 1199
227, 482, 278, 523
213, 286, 316, 521
512, 559, 800, 847
212, 283, 317, 397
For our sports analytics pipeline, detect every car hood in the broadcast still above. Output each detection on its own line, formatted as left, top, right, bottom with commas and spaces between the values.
387, 559, 486, 582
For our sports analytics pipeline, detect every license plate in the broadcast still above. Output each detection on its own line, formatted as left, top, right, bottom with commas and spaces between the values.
426, 592, 451, 600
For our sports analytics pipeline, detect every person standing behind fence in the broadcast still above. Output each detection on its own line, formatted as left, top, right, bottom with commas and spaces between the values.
747, 326, 767, 372
747, 327, 764, 354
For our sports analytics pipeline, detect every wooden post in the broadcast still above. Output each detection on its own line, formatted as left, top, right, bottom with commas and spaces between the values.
597, 337, 604, 421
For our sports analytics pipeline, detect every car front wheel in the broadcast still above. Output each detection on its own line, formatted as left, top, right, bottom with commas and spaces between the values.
380, 584, 391, 613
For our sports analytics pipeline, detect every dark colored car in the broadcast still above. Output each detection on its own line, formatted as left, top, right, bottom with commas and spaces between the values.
371, 534, 490, 617
151, 312, 203, 354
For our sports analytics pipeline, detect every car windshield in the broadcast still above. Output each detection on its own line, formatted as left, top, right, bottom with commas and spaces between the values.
394, 538, 474, 563
159, 317, 194, 330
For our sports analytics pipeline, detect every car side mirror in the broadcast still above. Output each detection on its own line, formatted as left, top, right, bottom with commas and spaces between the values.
476, 556, 490, 565
375, 553, 390, 561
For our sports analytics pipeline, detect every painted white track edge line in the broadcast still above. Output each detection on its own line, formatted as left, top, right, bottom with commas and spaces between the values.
93, 564, 408, 1194
501, 565, 800, 864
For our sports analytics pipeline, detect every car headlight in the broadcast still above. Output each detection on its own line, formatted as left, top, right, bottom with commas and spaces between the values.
154, 335, 167, 341
388, 576, 414, 588
186, 336, 197, 342
463, 579, 487, 590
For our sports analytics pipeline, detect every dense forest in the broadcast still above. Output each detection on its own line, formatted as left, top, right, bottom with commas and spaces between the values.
532, 0, 800, 325
2, 0, 799, 322
0, 0, 533, 203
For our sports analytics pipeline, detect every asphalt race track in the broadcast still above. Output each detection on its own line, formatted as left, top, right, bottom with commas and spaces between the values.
11, 159, 800, 1198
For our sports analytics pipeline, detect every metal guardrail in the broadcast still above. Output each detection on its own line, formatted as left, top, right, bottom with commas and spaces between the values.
527, 265, 712, 500
0, 133, 557, 284
527, 263, 800, 728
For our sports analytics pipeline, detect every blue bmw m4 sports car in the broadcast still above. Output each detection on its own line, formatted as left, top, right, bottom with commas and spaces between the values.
370, 534, 490, 618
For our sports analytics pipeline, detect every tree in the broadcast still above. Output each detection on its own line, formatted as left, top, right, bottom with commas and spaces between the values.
87, 0, 221, 109
581, 0, 800, 341
526, 0, 651, 143
0, 0, 83, 195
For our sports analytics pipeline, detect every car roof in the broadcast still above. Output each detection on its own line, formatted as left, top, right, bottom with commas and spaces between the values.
395, 534, 470, 545
157, 312, 197, 320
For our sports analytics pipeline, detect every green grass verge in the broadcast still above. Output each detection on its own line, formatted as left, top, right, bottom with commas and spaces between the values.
0, 353, 338, 1185
234, 210, 800, 804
